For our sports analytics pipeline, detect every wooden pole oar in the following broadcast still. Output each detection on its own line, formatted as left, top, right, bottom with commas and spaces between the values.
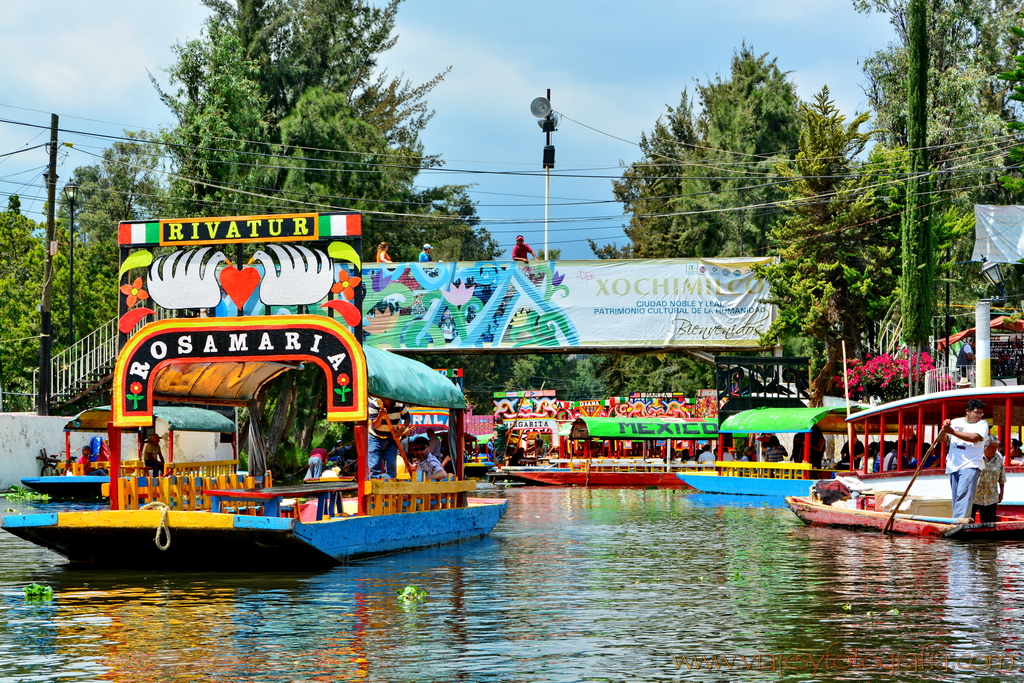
376, 399, 412, 477
881, 437, 943, 534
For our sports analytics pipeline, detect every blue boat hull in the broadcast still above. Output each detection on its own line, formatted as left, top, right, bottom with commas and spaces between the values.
20, 476, 106, 499
0, 500, 508, 570
676, 473, 815, 497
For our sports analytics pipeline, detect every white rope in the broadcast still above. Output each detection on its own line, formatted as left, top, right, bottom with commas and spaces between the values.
140, 501, 171, 551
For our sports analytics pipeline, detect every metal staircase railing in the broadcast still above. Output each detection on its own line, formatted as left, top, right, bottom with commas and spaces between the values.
50, 318, 119, 405
50, 309, 173, 407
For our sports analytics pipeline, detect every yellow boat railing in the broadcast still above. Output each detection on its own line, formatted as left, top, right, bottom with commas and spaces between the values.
714, 461, 845, 480
364, 478, 477, 516
103, 473, 272, 511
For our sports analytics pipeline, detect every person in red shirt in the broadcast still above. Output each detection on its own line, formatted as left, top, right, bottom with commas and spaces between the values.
511, 235, 536, 263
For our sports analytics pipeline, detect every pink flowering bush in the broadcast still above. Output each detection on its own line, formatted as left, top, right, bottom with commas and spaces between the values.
836, 351, 935, 403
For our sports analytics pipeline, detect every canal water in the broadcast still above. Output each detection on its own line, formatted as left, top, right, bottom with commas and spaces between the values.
2, 487, 1024, 682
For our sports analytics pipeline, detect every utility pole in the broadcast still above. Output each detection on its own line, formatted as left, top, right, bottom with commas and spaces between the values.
900, 0, 932, 396
38, 114, 58, 416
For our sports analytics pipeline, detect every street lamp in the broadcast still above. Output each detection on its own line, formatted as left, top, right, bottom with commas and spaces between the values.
980, 258, 1006, 302
975, 257, 1007, 388
63, 179, 78, 346
530, 90, 558, 261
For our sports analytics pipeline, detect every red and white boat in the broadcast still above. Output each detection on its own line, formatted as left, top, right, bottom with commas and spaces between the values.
507, 416, 718, 488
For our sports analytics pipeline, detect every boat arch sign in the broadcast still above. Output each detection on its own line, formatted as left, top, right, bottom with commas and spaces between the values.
112, 316, 367, 427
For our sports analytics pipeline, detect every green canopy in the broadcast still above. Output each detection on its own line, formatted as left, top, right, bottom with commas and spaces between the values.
364, 345, 466, 410
718, 407, 842, 434
569, 416, 718, 441
66, 406, 236, 433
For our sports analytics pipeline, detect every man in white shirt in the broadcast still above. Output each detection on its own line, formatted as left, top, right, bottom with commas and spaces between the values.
941, 398, 989, 519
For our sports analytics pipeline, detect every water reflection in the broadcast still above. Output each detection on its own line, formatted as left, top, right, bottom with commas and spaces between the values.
3, 489, 1024, 681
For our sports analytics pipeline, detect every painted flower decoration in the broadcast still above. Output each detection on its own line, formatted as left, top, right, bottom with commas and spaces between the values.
334, 373, 352, 401
331, 271, 363, 300
126, 381, 145, 410
442, 282, 476, 307
552, 270, 565, 287
119, 278, 150, 308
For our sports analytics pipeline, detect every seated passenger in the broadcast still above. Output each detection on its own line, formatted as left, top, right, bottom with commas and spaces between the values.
409, 436, 447, 481
78, 446, 108, 477
763, 436, 788, 463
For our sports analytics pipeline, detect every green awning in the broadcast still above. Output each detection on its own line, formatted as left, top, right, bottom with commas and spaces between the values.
65, 406, 236, 433
364, 346, 466, 410
569, 416, 718, 441
718, 407, 842, 434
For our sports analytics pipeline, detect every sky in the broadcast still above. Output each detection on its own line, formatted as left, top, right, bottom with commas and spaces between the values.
0, 0, 896, 259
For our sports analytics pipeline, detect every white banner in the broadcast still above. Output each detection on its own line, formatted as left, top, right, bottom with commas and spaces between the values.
362, 257, 775, 351
974, 204, 1024, 262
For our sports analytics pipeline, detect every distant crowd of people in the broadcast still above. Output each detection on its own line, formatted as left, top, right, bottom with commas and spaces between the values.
371, 235, 543, 264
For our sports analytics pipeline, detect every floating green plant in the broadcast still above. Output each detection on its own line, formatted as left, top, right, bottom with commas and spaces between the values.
842, 604, 852, 612
885, 608, 900, 616
23, 583, 54, 601
397, 586, 427, 603
4, 486, 50, 502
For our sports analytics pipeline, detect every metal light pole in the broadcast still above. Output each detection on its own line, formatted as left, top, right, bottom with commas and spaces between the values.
64, 179, 78, 347
530, 90, 557, 261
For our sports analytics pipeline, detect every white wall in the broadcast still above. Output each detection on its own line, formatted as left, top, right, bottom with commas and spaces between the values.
0, 413, 68, 489
167, 430, 234, 462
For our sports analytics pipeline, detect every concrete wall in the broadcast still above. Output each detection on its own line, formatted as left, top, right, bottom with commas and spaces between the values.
0, 413, 68, 489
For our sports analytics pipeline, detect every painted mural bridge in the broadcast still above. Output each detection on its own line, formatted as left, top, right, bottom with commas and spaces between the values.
48, 213, 776, 410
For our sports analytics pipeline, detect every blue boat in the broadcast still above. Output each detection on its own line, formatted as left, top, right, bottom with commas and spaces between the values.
677, 471, 817, 497
677, 406, 852, 496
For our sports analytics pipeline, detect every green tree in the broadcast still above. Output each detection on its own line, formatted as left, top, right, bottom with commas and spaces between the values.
603, 45, 802, 259
755, 88, 898, 405
65, 133, 170, 345
853, 0, 1020, 205
154, 0, 500, 468
0, 197, 46, 410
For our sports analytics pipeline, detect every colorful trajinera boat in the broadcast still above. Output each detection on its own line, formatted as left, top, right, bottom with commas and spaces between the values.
20, 405, 238, 499
1, 211, 506, 569
835, 385, 1024, 503
785, 495, 1024, 539
676, 407, 851, 496
507, 416, 717, 488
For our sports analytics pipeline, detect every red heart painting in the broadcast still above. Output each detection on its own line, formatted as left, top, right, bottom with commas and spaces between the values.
219, 266, 261, 309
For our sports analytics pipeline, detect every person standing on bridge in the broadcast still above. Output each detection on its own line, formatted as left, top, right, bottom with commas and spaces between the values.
511, 235, 536, 263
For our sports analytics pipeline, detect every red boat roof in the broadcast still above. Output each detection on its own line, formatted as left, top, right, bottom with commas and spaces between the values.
847, 385, 1024, 424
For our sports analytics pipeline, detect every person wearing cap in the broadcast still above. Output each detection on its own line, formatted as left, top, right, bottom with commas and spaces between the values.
419, 244, 433, 262
408, 436, 447, 481
143, 433, 165, 477
512, 235, 536, 263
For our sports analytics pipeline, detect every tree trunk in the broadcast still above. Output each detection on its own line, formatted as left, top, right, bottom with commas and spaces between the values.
809, 342, 841, 408
264, 372, 297, 466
